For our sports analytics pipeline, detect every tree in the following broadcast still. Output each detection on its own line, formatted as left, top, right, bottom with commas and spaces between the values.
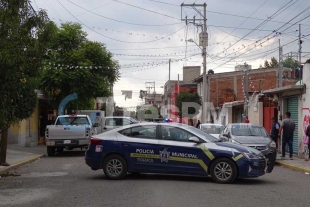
270, 57, 279, 68
264, 60, 270, 68
0, 0, 53, 165
176, 92, 201, 118
39, 22, 120, 113
283, 57, 298, 69
259, 64, 263, 68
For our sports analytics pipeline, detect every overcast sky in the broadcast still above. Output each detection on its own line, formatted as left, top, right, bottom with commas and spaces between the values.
32, 0, 310, 109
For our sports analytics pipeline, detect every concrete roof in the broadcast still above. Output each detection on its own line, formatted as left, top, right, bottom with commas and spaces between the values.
262, 85, 305, 94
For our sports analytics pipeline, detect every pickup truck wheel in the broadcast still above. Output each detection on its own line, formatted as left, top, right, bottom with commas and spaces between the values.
103, 155, 127, 180
210, 158, 238, 184
47, 146, 56, 156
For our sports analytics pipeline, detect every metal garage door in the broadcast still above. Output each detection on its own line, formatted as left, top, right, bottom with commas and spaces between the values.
287, 96, 298, 154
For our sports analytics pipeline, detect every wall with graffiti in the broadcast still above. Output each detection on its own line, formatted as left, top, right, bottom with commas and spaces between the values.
301, 63, 310, 158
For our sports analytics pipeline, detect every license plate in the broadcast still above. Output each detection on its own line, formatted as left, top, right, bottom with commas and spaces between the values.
64, 140, 71, 144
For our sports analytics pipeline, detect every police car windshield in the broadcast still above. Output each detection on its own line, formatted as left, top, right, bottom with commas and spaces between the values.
184, 125, 220, 142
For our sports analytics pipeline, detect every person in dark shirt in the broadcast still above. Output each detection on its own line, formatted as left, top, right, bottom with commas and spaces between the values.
196, 120, 201, 128
279, 112, 295, 160
305, 124, 310, 162
270, 117, 280, 147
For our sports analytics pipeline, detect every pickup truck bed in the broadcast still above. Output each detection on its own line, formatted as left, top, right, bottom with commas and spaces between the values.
45, 115, 97, 156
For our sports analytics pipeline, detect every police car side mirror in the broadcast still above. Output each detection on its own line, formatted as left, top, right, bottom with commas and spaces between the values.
189, 137, 201, 143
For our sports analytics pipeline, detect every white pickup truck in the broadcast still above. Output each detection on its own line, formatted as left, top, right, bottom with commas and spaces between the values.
45, 114, 97, 156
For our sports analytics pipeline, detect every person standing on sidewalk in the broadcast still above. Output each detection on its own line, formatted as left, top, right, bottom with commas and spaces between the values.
196, 120, 201, 128
270, 117, 280, 148
305, 124, 310, 161
279, 112, 295, 160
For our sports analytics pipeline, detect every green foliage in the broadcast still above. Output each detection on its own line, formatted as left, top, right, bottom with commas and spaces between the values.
264, 60, 270, 68
39, 22, 120, 112
0, 0, 53, 130
283, 57, 298, 69
176, 92, 201, 118
270, 57, 279, 68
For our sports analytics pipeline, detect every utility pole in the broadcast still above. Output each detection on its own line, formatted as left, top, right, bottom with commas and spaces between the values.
298, 24, 302, 82
278, 39, 283, 88
244, 63, 249, 117
145, 82, 155, 104
169, 59, 171, 81
181, 3, 208, 123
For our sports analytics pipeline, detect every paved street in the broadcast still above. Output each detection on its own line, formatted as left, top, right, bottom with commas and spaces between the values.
0, 150, 309, 207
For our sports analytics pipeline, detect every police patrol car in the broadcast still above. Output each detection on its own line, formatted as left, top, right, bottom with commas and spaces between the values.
85, 123, 268, 184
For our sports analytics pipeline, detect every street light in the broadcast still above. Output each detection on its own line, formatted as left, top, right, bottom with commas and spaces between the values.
186, 39, 202, 50
186, 38, 207, 124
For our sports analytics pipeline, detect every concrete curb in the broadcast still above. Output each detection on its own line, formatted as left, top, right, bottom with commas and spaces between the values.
275, 160, 310, 174
0, 154, 45, 174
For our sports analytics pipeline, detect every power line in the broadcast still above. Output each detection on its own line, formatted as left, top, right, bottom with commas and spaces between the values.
213, 38, 298, 70
208, 0, 271, 53
63, 0, 115, 21
148, 0, 310, 26
213, 0, 297, 58
113, 0, 180, 20
210, 5, 310, 64
42, 0, 63, 19
67, 0, 182, 26
58, 0, 186, 44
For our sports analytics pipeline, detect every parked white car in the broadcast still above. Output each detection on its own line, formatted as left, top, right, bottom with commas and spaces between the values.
199, 124, 224, 139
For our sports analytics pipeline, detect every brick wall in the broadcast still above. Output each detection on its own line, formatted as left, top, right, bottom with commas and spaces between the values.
209, 70, 297, 107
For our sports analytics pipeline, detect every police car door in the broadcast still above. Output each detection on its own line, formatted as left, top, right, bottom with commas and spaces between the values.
117, 125, 161, 172
158, 125, 207, 175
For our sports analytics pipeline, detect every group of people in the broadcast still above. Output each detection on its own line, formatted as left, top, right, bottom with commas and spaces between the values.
267, 112, 310, 161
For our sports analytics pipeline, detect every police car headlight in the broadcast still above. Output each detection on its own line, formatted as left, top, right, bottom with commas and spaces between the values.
231, 139, 241, 144
241, 152, 258, 159
269, 141, 276, 148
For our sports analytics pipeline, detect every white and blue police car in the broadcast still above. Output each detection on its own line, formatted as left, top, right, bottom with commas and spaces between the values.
85, 123, 268, 184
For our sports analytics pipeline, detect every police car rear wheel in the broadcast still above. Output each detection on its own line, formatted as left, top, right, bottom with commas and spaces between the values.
103, 155, 127, 180
210, 158, 237, 184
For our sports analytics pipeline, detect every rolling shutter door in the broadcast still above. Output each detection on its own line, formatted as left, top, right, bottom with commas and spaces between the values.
287, 96, 298, 154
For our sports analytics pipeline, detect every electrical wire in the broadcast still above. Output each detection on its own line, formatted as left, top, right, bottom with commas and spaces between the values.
149, 0, 310, 27
113, 0, 180, 20
67, 0, 182, 26
63, 0, 114, 21
212, 0, 297, 55
208, 0, 270, 53
210, 6, 310, 65
58, 0, 186, 44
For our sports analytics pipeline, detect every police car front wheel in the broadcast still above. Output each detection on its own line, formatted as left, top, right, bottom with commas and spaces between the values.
210, 158, 238, 184
103, 155, 128, 180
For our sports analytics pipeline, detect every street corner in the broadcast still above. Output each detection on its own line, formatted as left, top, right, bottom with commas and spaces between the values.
0, 154, 45, 175
275, 159, 310, 174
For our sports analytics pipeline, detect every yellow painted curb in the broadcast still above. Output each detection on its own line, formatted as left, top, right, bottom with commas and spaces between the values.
276, 160, 310, 174
0, 154, 45, 174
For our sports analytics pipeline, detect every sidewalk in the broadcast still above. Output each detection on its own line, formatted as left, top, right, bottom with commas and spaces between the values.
0, 144, 46, 174
275, 154, 310, 174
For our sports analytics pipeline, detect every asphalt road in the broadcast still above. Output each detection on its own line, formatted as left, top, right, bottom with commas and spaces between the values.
0, 150, 309, 207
